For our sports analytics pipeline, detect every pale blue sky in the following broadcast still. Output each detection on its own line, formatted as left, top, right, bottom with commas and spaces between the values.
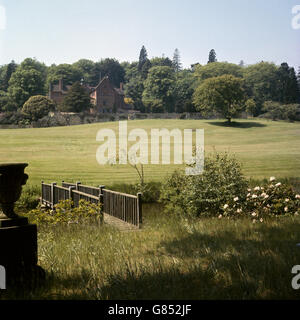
0, 0, 299, 69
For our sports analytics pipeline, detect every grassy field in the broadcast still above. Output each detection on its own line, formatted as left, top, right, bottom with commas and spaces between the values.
1, 204, 300, 300
0, 118, 299, 186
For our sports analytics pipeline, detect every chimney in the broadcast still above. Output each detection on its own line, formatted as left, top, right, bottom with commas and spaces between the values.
120, 82, 123, 91
58, 79, 63, 91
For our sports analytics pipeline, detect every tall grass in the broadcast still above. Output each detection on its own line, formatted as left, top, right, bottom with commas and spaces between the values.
1, 203, 300, 300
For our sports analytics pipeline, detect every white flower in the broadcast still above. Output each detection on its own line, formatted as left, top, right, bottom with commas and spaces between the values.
270, 176, 276, 182
234, 197, 239, 202
252, 219, 256, 224
285, 198, 290, 202
264, 194, 269, 199
223, 204, 229, 209
247, 193, 251, 197
295, 194, 300, 199
252, 194, 258, 199
284, 206, 288, 212
261, 192, 267, 197
254, 186, 260, 191
247, 188, 251, 192
260, 218, 264, 223
261, 187, 264, 190
275, 182, 281, 187
218, 214, 223, 219
251, 212, 257, 217
295, 212, 299, 216
237, 208, 242, 213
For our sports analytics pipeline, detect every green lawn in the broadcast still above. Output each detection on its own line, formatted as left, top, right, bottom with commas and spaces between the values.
0, 118, 299, 186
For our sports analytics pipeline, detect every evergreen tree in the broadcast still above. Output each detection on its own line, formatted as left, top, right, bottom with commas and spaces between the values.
59, 82, 91, 113
276, 63, 300, 103
172, 48, 182, 72
207, 49, 217, 64
1, 60, 17, 91
138, 45, 148, 71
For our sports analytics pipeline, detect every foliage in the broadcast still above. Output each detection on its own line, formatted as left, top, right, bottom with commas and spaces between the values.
172, 48, 182, 72
22, 95, 56, 121
245, 98, 257, 116
242, 62, 278, 114
261, 101, 300, 121
59, 82, 92, 113
96, 58, 125, 88
15, 185, 40, 211
25, 199, 101, 225
46, 63, 83, 90
221, 177, 300, 221
142, 66, 175, 112
193, 74, 246, 122
194, 62, 243, 82
160, 152, 248, 217
207, 49, 217, 63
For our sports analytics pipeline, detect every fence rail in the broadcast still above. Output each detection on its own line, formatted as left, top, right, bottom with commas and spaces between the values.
41, 181, 142, 228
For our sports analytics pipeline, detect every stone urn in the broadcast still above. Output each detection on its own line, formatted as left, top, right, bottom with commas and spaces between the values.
0, 163, 28, 221
0, 163, 45, 289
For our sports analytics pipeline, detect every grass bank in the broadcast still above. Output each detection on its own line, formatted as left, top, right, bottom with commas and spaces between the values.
2, 204, 300, 300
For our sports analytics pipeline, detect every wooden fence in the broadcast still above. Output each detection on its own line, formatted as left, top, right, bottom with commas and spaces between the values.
41, 181, 142, 228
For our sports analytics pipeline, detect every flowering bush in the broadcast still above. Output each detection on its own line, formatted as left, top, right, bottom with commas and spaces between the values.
24, 199, 102, 225
220, 177, 300, 222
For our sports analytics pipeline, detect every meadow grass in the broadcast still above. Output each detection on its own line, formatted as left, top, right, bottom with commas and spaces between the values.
1, 203, 300, 300
0, 118, 299, 186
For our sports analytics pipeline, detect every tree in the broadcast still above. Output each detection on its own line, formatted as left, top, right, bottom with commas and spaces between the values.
0, 60, 17, 92
245, 98, 257, 117
22, 95, 56, 121
123, 62, 145, 111
138, 45, 148, 71
194, 62, 243, 82
150, 57, 173, 68
46, 63, 83, 89
173, 70, 196, 112
243, 62, 279, 114
142, 66, 175, 113
72, 59, 98, 86
276, 63, 300, 104
208, 49, 217, 64
8, 68, 45, 109
172, 48, 182, 72
193, 75, 246, 123
239, 60, 245, 67
96, 58, 125, 87
59, 82, 91, 113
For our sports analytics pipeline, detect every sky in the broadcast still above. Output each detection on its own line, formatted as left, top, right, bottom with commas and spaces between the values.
0, 0, 299, 69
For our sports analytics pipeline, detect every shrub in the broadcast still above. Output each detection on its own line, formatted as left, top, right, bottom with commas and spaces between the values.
221, 177, 300, 221
160, 152, 248, 217
16, 185, 40, 211
261, 101, 300, 121
24, 199, 102, 225
22, 95, 56, 122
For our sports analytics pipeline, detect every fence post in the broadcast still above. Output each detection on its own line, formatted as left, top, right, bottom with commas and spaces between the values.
41, 181, 44, 206
51, 182, 57, 209
69, 186, 75, 206
76, 181, 81, 191
137, 192, 142, 228
99, 185, 105, 225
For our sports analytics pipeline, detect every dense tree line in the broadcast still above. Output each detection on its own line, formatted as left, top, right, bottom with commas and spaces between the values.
0, 47, 299, 122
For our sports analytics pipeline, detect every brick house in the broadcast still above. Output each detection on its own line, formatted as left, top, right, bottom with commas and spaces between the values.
49, 79, 72, 105
89, 76, 129, 113
49, 76, 129, 113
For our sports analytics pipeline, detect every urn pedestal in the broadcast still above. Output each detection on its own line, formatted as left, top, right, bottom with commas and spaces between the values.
0, 163, 45, 289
